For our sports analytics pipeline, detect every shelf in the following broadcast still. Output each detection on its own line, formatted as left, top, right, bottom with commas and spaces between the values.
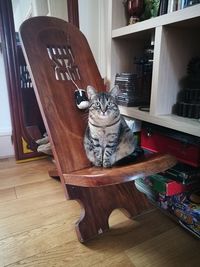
119, 106, 200, 137
109, 1, 200, 138
112, 4, 200, 38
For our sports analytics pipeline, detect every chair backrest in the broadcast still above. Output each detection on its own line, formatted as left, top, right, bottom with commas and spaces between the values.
20, 16, 105, 173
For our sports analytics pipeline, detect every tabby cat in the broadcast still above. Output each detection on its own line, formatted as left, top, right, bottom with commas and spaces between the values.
84, 85, 136, 167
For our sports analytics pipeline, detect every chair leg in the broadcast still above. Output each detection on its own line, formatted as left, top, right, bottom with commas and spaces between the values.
48, 168, 59, 179
67, 181, 151, 243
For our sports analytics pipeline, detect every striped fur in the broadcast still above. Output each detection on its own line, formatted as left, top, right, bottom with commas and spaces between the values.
84, 86, 136, 168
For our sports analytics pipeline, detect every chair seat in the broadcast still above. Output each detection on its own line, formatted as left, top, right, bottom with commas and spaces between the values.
63, 153, 177, 187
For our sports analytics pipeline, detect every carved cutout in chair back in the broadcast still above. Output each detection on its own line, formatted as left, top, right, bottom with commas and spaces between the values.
20, 17, 105, 173
47, 45, 81, 81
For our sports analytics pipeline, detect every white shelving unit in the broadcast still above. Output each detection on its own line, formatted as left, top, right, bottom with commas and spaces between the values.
107, 1, 200, 137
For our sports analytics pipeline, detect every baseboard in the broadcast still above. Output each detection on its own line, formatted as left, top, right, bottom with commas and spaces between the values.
0, 133, 14, 158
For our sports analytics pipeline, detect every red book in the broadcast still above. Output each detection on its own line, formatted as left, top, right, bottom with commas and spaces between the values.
149, 174, 189, 196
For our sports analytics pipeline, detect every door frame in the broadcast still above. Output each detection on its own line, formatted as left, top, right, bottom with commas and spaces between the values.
0, 0, 79, 160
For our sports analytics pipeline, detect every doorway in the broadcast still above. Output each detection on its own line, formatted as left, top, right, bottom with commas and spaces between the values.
0, 0, 79, 161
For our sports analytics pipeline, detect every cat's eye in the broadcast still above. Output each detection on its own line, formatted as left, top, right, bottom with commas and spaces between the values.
95, 102, 100, 107
107, 102, 112, 106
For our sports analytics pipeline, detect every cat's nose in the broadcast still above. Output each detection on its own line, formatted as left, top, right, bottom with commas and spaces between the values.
101, 107, 108, 114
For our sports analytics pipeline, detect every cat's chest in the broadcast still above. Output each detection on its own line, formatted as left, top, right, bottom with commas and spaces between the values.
89, 125, 119, 146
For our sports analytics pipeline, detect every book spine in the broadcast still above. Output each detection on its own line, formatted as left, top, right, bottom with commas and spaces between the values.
178, 0, 183, 9
165, 169, 200, 183
168, 0, 181, 12
149, 174, 188, 196
167, 0, 173, 12
181, 0, 186, 9
159, 0, 169, 15
166, 181, 188, 196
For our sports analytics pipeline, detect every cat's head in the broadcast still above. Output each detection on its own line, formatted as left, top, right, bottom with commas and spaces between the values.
86, 85, 120, 124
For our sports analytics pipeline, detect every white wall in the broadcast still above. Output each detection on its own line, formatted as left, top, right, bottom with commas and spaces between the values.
12, 0, 68, 31
47, 0, 68, 21
79, 0, 99, 67
0, 54, 12, 134
12, 0, 32, 31
78, 0, 108, 79
0, 50, 14, 157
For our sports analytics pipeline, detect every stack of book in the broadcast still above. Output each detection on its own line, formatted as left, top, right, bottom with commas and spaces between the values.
115, 73, 150, 107
165, 163, 200, 185
135, 162, 200, 237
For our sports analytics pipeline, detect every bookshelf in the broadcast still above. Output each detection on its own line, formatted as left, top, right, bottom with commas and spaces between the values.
107, 1, 200, 137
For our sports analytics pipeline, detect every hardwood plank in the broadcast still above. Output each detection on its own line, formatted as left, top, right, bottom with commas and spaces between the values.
0, 157, 16, 169
109, 208, 140, 227
0, 190, 65, 219
0, 220, 76, 267
0, 171, 50, 190
15, 179, 62, 199
96, 253, 135, 267
8, 251, 135, 267
0, 154, 199, 267
0, 201, 80, 240
0, 187, 16, 203
0, 158, 53, 190
4, 210, 176, 267
125, 227, 200, 267
0, 158, 52, 171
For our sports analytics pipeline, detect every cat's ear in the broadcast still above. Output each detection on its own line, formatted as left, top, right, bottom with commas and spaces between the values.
87, 85, 97, 100
110, 85, 120, 97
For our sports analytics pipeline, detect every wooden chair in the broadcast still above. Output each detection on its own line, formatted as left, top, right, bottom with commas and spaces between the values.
19, 17, 177, 243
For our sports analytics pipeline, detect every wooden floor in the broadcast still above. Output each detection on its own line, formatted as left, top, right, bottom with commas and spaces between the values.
0, 157, 199, 267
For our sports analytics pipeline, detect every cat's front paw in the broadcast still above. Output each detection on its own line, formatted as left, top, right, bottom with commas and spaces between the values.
103, 160, 112, 168
94, 160, 102, 167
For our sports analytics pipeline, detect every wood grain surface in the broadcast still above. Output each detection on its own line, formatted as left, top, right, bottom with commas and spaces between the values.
64, 153, 177, 187
0, 158, 200, 267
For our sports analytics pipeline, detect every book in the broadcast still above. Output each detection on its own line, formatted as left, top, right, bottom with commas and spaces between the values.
165, 163, 200, 184
167, 0, 179, 12
157, 190, 200, 238
148, 173, 189, 196
158, 0, 169, 15
184, 0, 200, 8
134, 178, 157, 201
170, 190, 200, 237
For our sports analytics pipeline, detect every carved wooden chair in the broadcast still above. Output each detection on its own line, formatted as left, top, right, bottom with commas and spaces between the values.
20, 17, 176, 242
